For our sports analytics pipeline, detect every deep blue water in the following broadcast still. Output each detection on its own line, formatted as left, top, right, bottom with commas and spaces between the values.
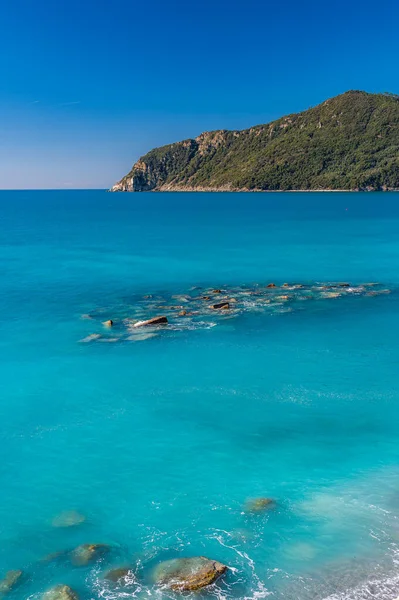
1, 190, 399, 600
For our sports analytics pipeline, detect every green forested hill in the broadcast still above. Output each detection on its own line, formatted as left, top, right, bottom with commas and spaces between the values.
111, 91, 399, 192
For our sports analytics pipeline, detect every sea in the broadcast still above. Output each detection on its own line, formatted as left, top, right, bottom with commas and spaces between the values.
1, 190, 399, 600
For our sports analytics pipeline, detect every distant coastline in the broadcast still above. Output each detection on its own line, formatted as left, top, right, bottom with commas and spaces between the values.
110, 185, 399, 193
110, 90, 399, 194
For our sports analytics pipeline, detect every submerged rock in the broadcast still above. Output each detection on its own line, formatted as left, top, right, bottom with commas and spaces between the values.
41, 550, 68, 563
133, 316, 168, 327
0, 570, 23, 595
85, 280, 391, 344
366, 289, 391, 296
70, 543, 109, 566
127, 332, 158, 342
42, 585, 78, 600
79, 333, 101, 343
153, 556, 227, 591
211, 302, 230, 310
51, 510, 86, 528
171, 295, 191, 303
231, 528, 254, 543
104, 566, 135, 584
245, 497, 276, 513
162, 305, 183, 310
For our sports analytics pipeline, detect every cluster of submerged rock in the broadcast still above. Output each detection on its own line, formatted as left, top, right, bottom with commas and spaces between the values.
0, 499, 276, 598
79, 281, 391, 343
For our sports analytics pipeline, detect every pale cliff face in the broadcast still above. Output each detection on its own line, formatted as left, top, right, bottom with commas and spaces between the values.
109, 133, 231, 192
110, 158, 168, 192
195, 130, 230, 155
110, 178, 133, 192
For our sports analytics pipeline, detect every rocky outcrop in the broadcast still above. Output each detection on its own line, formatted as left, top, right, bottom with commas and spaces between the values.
133, 316, 168, 327
153, 556, 227, 591
103, 567, 135, 584
70, 543, 109, 566
0, 571, 23, 595
42, 586, 78, 600
211, 302, 230, 310
245, 497, 276, 513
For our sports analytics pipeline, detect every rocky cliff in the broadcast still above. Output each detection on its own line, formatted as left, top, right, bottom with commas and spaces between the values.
110, 91, 399, 192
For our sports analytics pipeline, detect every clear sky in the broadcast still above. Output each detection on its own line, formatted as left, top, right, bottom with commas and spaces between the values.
0, 0, 397, 189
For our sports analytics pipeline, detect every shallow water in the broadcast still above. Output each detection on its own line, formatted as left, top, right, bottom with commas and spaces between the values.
1, 191, 399, 599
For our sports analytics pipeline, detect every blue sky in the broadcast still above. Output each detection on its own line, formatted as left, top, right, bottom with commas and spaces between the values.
0, 0, 397, 189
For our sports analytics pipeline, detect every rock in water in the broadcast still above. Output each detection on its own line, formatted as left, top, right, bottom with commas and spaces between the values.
153, 556, 227, 591
41, 550, 68, 562
267, 283, 276, 288
133, 316, 168, 327
211, 302, 230, 310
70, 543, 109, 566
104, 567, 135, 584
0, 571, 23, 595
42, 585, 78, 600
79, 333, 101, 343
245, 497, 276, 513
51, 510, 86, 528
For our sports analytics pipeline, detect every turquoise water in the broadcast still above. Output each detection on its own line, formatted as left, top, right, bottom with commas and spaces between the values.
1, 190, 399, 599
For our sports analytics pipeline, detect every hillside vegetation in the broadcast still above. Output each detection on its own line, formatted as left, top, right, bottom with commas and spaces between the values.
111, 91, 399, 192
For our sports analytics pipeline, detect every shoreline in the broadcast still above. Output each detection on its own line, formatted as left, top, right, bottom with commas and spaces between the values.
110, 186, 399, 193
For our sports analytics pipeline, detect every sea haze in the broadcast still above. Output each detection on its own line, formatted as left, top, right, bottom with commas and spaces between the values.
1, 190, 399, 599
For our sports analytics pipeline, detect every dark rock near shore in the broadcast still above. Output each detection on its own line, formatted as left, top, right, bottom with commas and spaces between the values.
0, 571, 23, 596
42, 585, 78, 600
153, 556, 227, 591
70, 543, 110, 566
211, 302, 230, 310
133, 316, 168, 327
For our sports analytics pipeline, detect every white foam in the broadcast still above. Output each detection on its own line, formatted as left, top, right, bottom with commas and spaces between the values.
323, 572, 399, 600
